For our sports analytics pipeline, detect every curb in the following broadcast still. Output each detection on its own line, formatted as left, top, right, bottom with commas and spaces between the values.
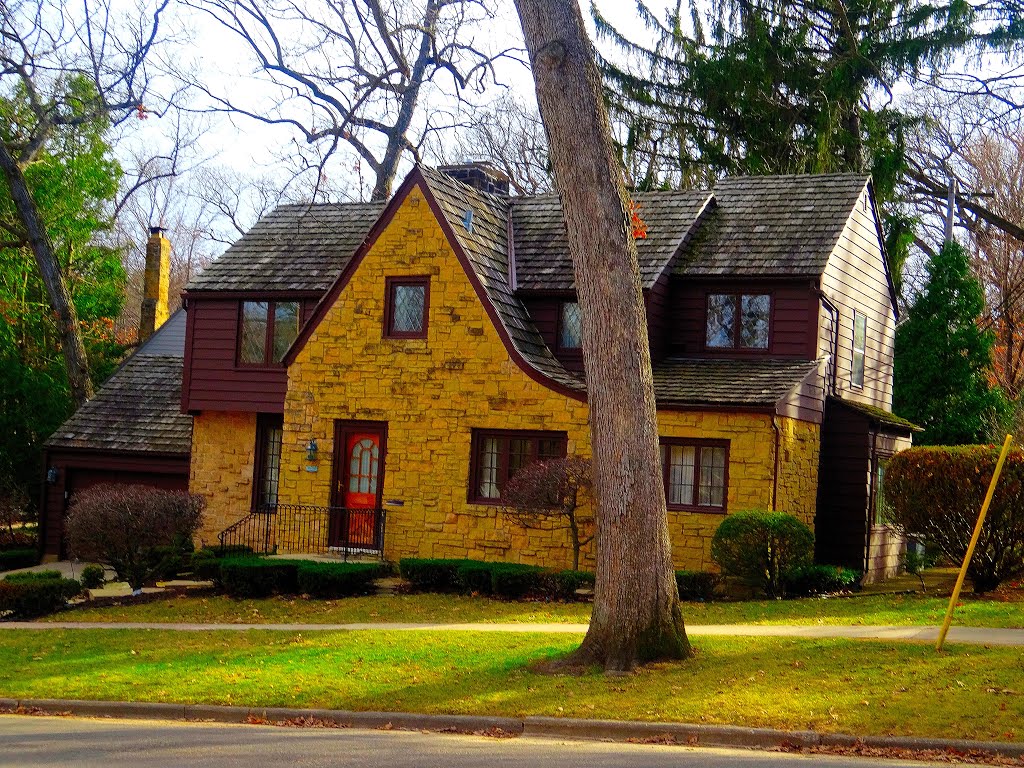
2, 698, 1023, 759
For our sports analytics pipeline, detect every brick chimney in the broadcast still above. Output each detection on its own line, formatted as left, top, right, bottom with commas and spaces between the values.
438, 161, 510, 195
139, 226, 170, 342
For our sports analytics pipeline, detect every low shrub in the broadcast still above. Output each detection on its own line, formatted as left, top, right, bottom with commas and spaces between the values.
398, 558, 469, 591
490, 563, 544, 598
456, 561, 495, 595
296, 562, 387, 598
541, 569, 595, 600
191, 552, 221, 582
885, 446, 1024, 592
675, 570, 721, 602
218, 558, 302, 598
0, 573, 81, 617
80, 564, 106, 590
206, 545, 255, 558
710, 511, 814, 598
0, 548, 39, 572
784, 564, 862, 597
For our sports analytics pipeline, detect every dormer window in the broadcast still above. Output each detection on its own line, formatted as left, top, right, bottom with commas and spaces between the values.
558, 301, 583, 350
239, 300, 299, 365
705, 293, 770, 350
384, 276, 429, 339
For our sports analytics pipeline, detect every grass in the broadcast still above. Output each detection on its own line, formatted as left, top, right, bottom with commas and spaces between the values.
46, 590, 1024, 628
1, 628, 1022, 742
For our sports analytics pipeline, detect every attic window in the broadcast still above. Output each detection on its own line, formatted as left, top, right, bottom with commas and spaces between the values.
558, 301, 583, 350
384, 276, 429, 339
705, 293, 770, 350
239, 300, 299, 365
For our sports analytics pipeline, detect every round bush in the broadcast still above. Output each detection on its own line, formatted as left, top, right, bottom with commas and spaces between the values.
710, 511, 814, 598
80, 564, 106, 590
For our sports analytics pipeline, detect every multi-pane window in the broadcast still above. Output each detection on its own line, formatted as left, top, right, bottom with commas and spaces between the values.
873, 456, 891, 526
660, 440, 728, 510
253, 414, 283, 510
470, 429, 567, 502
852, 312, 867, 388
705, 293, 770, 350
385, 277, 429, 338
559, 301, 583, 350
239, 300, 300, 365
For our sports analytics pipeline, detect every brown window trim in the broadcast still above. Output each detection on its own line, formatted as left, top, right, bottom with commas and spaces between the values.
383, 276, 430, 339
702, 292, 773, 354
467, 428, 568, 505
252, 413, 284, 511
659, 437, 729, 513
236, 299, 300, 368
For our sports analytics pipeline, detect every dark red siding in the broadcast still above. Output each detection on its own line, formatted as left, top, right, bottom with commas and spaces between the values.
668, 279, 818, 359
40, 449, 190, 559
182, 295, 319, 413
646, 275, 670, 363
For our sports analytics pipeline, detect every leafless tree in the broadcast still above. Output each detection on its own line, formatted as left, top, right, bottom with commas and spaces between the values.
514, 0, 690, 672
501, 457, 593, 570
183, 0, 521, 201
0, 0, 176, 406
439, 92, 551, 195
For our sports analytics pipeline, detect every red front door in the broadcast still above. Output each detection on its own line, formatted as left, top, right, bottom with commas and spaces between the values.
330, 422, 386, 548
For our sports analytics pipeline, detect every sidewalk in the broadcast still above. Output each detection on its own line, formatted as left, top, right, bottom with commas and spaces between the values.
4, 620, 1023, 646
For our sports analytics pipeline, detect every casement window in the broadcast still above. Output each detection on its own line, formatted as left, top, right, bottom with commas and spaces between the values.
239, 300, 300, 365
852, 312, 867, 388
469, 429, 567, 502
253, 414, 284, 510
872, 455, 892, 526
705, 293, 770, 350
384, 276, 429, 338
659, 439, 728, 511
558, 301, 583, 350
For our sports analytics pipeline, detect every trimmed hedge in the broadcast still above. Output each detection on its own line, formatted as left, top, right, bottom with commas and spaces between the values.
675, 570, 720, 601
80, 564, 106, 590
456, 561, 494, 595
784, 564, 862, 596
218, 558, 303, 598
711, 511, 814, 598
296, 562, 388, 598
0, 548, 39, 572
0, 573, 81, 618
398, 559, 469, 591
886, 445, 1024, 592
490, 563, 544, 599
543, 569, 595, 600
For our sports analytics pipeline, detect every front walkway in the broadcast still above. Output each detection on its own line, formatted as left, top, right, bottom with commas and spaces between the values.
3, 620, 1022, 646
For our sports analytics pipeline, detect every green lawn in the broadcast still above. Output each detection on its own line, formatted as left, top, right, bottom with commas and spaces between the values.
1, 628, 1021, 742
46, 590, 1024, 628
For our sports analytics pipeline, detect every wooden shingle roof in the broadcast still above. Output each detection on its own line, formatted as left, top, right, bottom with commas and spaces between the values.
511, 190, 712, 290
674, 174, 870, 277
652, 358, 819, 407
46, 312, 192, 454
185, 201, 385, 292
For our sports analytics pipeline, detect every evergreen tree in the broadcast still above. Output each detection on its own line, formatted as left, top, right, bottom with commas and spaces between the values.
894, 241, 1007, 445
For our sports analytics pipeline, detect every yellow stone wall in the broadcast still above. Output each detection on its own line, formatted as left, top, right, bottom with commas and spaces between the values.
275, 183, 822, 571
189, 410, 257, 546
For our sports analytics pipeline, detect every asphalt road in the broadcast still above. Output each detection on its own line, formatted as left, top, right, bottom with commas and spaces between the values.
0, 715, 944, 767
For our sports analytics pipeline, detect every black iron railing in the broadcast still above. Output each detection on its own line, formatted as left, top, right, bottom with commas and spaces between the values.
218, 504, 386, 560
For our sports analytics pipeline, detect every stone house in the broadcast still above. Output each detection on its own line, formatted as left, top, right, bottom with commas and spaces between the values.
42, 163, 917, 580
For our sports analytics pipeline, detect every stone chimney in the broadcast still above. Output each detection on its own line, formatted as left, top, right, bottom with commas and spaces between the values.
139, 226, 170, 342
438, 161, 510, 196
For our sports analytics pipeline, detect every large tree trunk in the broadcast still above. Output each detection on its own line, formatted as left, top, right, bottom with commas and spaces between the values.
0, 141, 94, 407
513, 0, 690, 671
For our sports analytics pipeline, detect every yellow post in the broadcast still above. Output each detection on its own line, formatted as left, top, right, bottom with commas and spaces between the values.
935, 433, 1014, 651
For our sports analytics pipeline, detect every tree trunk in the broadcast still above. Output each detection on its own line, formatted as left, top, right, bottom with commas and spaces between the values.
513, 0, 690, 671
0, 140, 94, 406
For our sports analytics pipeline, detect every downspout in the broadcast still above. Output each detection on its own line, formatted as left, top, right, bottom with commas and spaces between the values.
864, 423, 879, 575
816, 289, 840, 395
771, 413, 781, 512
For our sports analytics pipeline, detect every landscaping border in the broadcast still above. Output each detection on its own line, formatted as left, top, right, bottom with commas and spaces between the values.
1, 698, 1022, 759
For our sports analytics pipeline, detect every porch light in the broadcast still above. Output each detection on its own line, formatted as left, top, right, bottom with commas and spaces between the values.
306, 438, 318, 463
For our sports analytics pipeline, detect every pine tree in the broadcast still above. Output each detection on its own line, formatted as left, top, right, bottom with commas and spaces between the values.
894, 241, 1007, 445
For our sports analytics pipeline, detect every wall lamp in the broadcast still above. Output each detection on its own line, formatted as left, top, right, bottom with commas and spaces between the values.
306, 439, 319, 463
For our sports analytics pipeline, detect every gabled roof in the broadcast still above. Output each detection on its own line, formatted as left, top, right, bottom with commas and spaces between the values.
46, 311, 193, 454
511, 190, 712, 290
674, 174, 870, 277
185, 201, 385, 292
